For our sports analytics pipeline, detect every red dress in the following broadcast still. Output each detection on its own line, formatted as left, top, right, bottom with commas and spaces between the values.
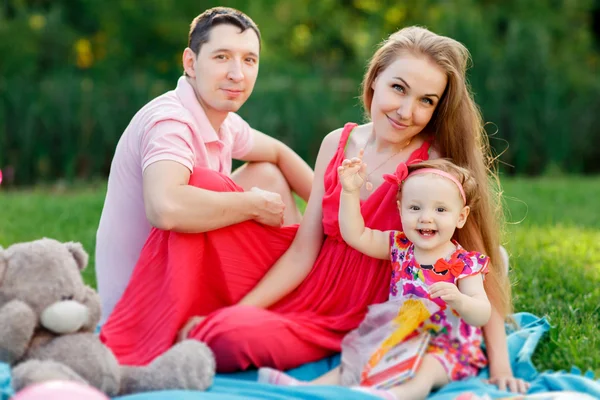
100, 123, 431, 372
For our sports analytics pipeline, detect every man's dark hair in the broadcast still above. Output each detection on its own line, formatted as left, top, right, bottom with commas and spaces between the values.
188, 7, 261, 55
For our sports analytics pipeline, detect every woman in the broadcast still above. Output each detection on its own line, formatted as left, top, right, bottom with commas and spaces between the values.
102, 26, 527, 393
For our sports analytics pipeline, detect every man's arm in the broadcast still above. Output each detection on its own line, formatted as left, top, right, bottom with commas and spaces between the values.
142, 160, 285, 232
238, 129, 313, 202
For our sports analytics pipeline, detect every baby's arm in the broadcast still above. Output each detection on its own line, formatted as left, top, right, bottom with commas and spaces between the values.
430, 274, 491, 326
339, 190, 390, 259
338, 155, 390, 260
456, 274, 492, 326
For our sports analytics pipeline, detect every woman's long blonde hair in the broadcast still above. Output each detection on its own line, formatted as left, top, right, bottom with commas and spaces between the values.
362, 26, 512, 318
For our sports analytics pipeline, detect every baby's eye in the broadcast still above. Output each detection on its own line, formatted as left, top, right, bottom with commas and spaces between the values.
409, 205, 420, 211
436, 207, 446, 212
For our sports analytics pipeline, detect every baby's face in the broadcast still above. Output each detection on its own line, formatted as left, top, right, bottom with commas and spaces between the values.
398, 174, 469, 253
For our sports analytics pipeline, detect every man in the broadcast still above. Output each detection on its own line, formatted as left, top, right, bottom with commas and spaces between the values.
95, 7, 313, 323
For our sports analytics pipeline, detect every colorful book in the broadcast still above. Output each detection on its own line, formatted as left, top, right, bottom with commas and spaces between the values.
360, 331, 431, 389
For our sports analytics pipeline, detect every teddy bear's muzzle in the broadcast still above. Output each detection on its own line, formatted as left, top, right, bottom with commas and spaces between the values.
40, 300, 90, 334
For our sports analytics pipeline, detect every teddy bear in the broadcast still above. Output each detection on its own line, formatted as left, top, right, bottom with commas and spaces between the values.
0, 237, 216, 396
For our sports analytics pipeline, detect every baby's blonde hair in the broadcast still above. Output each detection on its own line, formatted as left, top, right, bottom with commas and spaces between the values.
399, 159, 478, 208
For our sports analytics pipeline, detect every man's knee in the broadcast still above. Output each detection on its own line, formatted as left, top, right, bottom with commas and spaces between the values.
248, 162, 286, 185
235, 162, 289, 193
233, 162, 301, 224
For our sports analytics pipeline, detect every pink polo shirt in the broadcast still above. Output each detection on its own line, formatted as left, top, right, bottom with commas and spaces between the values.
95, 77, 253, 323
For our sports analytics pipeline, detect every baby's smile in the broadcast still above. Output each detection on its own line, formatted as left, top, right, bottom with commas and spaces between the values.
418, 229, 437, 237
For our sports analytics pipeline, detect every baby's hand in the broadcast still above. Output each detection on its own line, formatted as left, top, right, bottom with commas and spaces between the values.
337, 150, 367, 193
429, 282, 464, 310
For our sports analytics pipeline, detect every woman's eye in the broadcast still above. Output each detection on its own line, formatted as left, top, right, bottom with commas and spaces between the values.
392, 84, 405, 93
421, 97, 434, 105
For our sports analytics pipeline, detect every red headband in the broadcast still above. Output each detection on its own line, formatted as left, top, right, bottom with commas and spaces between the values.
383, 163, 466, 204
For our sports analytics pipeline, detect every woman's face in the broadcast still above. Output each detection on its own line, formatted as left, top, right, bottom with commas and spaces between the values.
370, 53, 447, 145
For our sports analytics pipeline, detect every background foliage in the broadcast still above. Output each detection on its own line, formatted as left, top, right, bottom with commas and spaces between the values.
1, 0, 599, 185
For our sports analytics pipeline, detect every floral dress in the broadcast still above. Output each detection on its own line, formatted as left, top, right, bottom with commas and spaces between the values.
389, 231, 489, 380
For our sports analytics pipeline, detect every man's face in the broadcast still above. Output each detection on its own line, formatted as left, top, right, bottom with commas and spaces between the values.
185, 24, 260, 118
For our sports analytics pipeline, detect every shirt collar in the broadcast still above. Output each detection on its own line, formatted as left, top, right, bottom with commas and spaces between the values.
175, 76, 220, 143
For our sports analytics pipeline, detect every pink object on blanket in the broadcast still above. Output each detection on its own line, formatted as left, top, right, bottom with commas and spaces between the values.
13, 381, 109, 400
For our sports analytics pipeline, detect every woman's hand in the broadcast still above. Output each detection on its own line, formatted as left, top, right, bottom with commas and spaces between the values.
337, 150, 367, 193
176, 315, 206, 342
486, 374, 530, 394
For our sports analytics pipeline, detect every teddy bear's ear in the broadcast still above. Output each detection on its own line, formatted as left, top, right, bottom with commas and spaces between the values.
64, 242, 89, 271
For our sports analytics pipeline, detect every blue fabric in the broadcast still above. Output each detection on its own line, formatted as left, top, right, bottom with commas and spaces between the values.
0, 363, 12, 400
1, 313, 598, 400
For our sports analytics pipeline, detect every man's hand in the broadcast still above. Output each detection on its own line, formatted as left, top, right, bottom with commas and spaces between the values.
177, 316, 206, 343
250, 187, 285, 227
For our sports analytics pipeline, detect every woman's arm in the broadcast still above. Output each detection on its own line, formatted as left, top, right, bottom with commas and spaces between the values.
484, 309, 530, 393
237, 128, 343, 308
463, 228, 528, 392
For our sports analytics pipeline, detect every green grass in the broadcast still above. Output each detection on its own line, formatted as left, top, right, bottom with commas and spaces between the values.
0, 182, 106, 284
501, 177, 600, 375
0, 177, 598, 374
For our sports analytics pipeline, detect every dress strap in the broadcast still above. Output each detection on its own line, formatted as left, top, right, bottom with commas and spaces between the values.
407, 136, 434, 164
337, 123, 358, 153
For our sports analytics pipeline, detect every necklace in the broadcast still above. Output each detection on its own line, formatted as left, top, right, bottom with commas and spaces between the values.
363, 135, 412, 191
